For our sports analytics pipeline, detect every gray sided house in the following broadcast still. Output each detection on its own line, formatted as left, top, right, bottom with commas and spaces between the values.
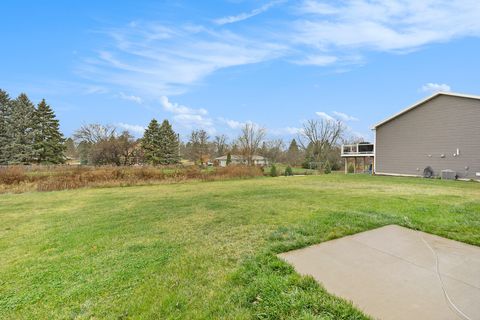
373, 92, 480, 180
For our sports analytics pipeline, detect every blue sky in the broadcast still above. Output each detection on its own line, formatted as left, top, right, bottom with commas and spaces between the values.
2, 0, 480, 141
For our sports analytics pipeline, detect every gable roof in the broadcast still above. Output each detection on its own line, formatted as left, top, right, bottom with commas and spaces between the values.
372, 92, 480, 129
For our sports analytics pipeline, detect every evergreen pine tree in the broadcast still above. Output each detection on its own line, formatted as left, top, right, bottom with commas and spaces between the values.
33, 99, 66, 164
284, 165, 293, 176
0, 89, 12, 164
141, 119, 162, 165
226, 152, 232, 165
302, 142, 316, 169
9, 93, 37, 164
287, 138, 300, 165
158, 120, 180, 165
270, 164, 278, 177
324, 160, 332, 174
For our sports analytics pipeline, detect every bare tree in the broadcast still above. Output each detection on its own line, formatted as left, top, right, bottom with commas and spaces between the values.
213, 134, 228, 157
237, 123, 266, 165
341, 134, 365, 145
116, 131, 138, 165
187, 129, 210, 165
73, 124, 116, 144
263, 139, 285, 164
298, 119, 345, 166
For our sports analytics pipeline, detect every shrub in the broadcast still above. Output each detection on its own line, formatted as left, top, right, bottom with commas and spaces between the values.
270, 164, 278, 177
215, 165, 263, 180
284, 166, 293, 176
347, 163, 355, 173
0, 166, 29, 184
226, 153, 232, 166
1, 164, 264, 193
323, 160, 332, 174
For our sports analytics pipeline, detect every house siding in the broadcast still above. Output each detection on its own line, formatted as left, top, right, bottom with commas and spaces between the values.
375, 95, 480, 179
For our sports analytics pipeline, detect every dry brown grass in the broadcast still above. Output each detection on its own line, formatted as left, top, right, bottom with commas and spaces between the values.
0, 165, 264, 193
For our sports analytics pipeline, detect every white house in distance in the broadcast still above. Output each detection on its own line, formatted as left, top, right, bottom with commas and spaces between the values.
215, 155, 268, 167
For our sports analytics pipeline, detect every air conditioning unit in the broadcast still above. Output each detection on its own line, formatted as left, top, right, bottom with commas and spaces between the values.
441, 169, 456, 180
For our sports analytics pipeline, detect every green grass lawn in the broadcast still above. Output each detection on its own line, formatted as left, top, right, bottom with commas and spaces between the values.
1, 175, 479, 319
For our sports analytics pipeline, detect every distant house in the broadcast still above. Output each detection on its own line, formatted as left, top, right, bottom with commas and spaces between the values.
215, 155, 268, 167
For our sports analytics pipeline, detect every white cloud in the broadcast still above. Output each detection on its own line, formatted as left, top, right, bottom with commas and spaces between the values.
293, 0, 480, 55
84, 85, 109, 95
119, 92, 143, 104
174, 114, 215, 133
218, 117, 245, 129
160, 96, 214, 132
315, 111, 335, 121
116, 122, 145, 135
284, 126, 302, 135
332, 111, 359, 121
294, 55, 338, 66
270, 126, 302, 136
297, 0, 339, 15
160, 96, 207, 115
214, 0, 284, 25
77, 1, 480, 97
421, 82, 451, 93
79, 22, 286, 97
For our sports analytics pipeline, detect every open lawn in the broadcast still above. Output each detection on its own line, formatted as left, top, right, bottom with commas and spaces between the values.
1, 175, 479, 319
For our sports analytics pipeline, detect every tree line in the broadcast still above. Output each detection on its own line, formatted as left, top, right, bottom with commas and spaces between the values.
1, 88, 358, 169
0, 89, 65, 164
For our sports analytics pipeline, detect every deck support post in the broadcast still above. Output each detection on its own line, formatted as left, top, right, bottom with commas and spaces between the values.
345, 158, 348, 174
353, 157, 356, 174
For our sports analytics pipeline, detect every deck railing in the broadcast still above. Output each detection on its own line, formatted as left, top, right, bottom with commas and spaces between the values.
341, 143, 374, 156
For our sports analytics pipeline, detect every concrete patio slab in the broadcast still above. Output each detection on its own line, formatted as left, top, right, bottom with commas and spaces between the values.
278, 225, 480, 320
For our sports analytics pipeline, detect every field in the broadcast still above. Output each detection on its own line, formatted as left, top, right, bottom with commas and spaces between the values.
0, 165, 263, 193
1, 174, 479, 319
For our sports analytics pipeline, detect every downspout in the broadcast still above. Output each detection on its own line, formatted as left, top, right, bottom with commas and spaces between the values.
372, 127, 377, 175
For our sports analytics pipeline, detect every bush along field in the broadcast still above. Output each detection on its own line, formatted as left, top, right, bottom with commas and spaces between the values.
0, 165, 264, 193
1, 174, 479, 319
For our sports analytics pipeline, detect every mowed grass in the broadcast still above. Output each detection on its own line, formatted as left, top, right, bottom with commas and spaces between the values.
1, 175, 479, 319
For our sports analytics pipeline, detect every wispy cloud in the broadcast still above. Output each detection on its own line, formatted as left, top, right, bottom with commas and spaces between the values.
160, 96, 214, 132
77, 1, 480, 98
78, 22, 286, 97
315, 111, 335, 121
116, 122, 145, 135
284, 126, 302, 135
292, 0, 480, 62
293, 55, 338, 66
217, 117, 266, 133
421, 82, 451, 93
160, 96, 207, 115
218, 117, 245, 130
119, 92, 143, 104
270, 126, 302, 136
214, 0, 284, 25
297, 0, 338, 15
332, 111, 358, 121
